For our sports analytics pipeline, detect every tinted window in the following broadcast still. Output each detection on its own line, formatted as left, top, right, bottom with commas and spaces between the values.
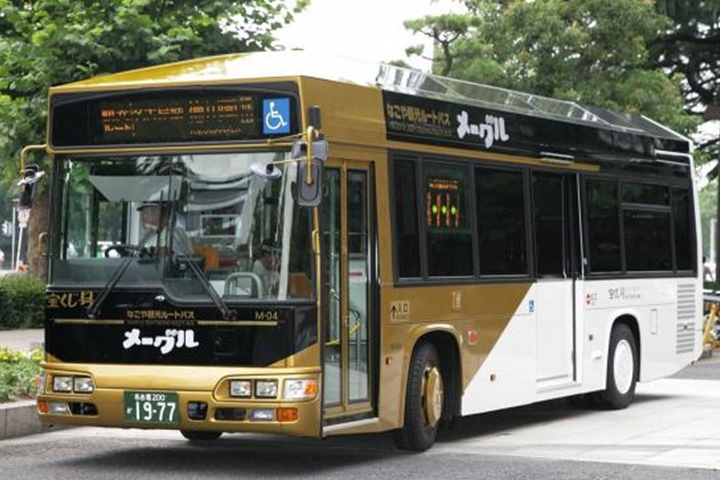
476, 168, 527, 275
534, 174, 565, 277
622, 183, 669, 205
393, 159, 421, 278
672, 188, 693, 271
624, 210, 672, 271
586, 180, 622, 272
424, 162, 474, 277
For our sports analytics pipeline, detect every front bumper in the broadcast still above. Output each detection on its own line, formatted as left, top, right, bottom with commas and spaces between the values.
37, 366, 321, 438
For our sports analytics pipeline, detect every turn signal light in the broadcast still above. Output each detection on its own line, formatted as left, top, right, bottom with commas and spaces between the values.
276, 408, 298, 422
37, 400, 48, 414
283, 379, 318, 400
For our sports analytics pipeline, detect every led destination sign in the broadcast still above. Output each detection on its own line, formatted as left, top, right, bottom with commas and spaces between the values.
426, 177, 462, 230
50, 86, 298, 148
99, 95, 256, 140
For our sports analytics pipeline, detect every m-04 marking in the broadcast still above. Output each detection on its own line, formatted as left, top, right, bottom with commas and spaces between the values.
255, 310, 279, 321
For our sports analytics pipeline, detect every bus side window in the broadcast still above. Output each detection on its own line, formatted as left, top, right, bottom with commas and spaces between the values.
586, 179, 622, 273
392, 158, 422, 279
475, 167, 528, 276
672, 188, 693, 271
423, 161, 473, 278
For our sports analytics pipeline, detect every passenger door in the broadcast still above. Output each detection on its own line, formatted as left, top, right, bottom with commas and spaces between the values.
321, 162, 375, 425
533, 172, 581, 388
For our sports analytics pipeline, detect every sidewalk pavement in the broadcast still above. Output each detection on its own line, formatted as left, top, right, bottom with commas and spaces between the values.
0, 329, 44, 352
0, 329, 47, 440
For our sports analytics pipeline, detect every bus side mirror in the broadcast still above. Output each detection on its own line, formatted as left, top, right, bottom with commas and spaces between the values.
296, 160, 323, 207
17, 164, 45, 209
291, 136, 327, 208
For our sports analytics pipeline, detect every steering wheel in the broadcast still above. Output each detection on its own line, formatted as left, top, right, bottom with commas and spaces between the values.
104, 244, 140, 258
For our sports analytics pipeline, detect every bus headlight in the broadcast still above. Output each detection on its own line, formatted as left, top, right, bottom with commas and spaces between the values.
73, 376, 95, 393
229, 380, 252, 398
284, 379, 318, 400
255, 380, 278, 398
52, 376, 73, 393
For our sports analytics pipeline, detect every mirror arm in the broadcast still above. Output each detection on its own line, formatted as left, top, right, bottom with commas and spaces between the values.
19, 144, 48, 171
305, 126, 318, 185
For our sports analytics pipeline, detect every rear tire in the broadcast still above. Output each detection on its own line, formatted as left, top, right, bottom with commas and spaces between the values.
394, 342, 444, 452
181, 430, 222, 441
594, 323, 638, 410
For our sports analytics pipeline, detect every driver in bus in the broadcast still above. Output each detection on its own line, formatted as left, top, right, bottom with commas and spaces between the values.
138, 202, 193, 256
253, 239, 280, 296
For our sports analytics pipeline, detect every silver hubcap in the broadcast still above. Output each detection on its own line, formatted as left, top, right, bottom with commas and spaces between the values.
613, 339, 634, 394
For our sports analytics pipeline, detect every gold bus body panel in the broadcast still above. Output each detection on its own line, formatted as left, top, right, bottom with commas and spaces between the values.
43, 53, 603, 436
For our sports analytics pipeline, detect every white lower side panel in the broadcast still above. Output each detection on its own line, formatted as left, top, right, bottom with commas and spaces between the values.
461, 277, 702, 417
462, 289, 536, 416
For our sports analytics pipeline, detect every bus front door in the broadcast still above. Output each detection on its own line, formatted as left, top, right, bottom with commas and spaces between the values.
320, 162, 375, 428
533, 172, 581, 388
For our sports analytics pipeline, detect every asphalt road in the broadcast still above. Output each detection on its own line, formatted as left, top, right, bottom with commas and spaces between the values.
672, 351, 720, 380
1, 427, 717, 480
1, 357, 718, 479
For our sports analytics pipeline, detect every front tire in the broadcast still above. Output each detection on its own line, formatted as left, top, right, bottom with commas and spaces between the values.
180, 430, 222, 441
595, 323, 638, 409
394, 342, 444, 452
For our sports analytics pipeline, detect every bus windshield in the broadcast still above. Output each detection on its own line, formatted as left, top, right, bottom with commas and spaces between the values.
50, 152, 313, 302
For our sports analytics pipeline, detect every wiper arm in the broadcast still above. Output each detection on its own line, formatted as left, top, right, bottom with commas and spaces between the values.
172, 234, 235, 320
161, 180, 234, 320
87, 229, 155, 319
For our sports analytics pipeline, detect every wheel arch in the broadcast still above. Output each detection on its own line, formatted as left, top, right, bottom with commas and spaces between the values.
610, 313, 641, 382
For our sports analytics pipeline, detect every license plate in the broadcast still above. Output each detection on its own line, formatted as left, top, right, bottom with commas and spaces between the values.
124, 391, 179, 425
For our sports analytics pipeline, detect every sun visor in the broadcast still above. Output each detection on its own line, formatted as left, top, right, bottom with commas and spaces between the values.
88, 175, 183, 202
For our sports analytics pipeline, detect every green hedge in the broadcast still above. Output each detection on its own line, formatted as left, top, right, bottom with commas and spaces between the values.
0, 348, 43, 402
0, 274, 45, 330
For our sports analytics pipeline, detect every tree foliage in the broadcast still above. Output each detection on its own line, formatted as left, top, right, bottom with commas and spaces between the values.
0, 0, 307, 276
652, 0, 720, 162
405, 0, 698, 135
0, 0, 307, 183
653, 0, 720, 114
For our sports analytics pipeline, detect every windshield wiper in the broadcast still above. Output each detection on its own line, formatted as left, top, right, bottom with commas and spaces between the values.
161, 183, 234, 320
171, 232, 235, 320
87, 229, 156, 319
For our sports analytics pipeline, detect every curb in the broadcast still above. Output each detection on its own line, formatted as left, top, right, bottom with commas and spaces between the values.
0, 400, 54, 440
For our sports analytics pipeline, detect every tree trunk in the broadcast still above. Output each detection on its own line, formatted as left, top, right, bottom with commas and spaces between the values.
717, 160, 720, 284
27, 187, 50, 282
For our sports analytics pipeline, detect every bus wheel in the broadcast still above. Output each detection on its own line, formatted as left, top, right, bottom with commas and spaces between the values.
595, 323, 638, 410
394, 342, 443, 451
180, 430, 222, 441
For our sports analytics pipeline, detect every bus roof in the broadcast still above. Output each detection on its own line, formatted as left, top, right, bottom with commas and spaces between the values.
52, 51, 690, 148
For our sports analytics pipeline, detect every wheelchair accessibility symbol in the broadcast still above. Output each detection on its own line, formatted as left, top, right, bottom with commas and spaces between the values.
263, 98, 291, 134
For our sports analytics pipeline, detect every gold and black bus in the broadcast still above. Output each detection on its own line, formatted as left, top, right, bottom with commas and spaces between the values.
33, 52, 701, 451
